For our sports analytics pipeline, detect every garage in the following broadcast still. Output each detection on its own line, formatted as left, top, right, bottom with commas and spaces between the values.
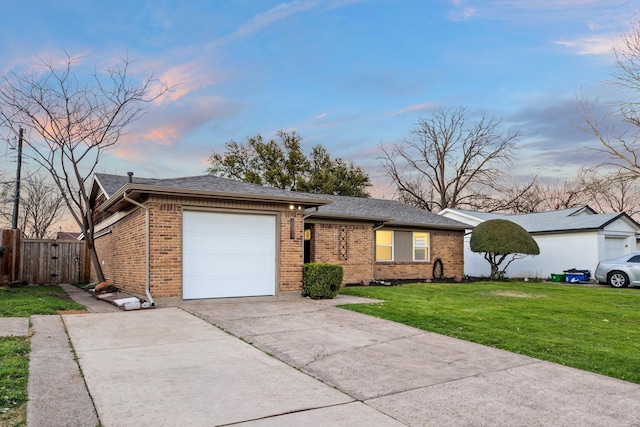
182, 210, 277, 299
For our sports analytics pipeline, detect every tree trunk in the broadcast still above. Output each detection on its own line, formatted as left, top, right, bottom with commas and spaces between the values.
86, 237, 105, 283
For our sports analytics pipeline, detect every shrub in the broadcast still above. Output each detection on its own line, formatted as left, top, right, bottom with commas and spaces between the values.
470, 219, 540, 280
302, 263, 344, 299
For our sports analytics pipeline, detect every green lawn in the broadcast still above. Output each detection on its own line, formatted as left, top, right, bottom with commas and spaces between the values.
340, 282, 640, 384
0, 285, 87, 427
0, 285, 86, 317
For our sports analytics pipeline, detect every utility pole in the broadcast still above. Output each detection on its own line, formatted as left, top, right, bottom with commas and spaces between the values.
10, 128, 23, 282
11, 127, 23, 229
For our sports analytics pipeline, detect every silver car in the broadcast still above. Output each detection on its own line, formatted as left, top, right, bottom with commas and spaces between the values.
594, 252, 640, 288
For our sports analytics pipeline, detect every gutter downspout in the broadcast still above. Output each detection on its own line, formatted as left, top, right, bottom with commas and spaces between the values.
303, 207, 319, 220
122, 191, 155, 306
371, 221, 387, 283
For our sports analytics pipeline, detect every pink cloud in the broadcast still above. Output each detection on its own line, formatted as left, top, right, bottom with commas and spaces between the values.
158, 59, 225, 103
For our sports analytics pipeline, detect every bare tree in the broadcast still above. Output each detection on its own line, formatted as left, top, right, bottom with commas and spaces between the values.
465, 175, 539, 213
579, 21, 640, 180
576, 169, 640, 218
0, 172, 66, 238
379, 107, 519, 211
0, 53, 168, 282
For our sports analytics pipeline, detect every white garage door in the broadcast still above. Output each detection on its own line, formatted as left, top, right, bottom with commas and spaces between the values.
183, 211, 276, 299
605, 237, 626, 260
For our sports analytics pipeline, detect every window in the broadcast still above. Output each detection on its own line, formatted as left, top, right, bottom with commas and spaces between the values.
375, 230, 393, 261
413, 232, 429, 261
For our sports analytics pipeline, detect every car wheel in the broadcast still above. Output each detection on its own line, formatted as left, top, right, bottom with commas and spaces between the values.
608, 271, 629, 288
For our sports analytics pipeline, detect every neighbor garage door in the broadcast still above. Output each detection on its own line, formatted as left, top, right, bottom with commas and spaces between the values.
604, 237, 626, 260
182, 210, 277, 299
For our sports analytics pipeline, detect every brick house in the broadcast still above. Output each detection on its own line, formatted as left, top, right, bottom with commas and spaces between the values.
90, 173, 468, 301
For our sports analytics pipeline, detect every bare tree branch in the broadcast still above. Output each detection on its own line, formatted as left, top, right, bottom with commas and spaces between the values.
379, 107, 519, 211
0, 53, 169, 281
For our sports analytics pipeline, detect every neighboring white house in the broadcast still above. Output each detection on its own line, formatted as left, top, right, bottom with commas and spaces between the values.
439, 206, 640, 279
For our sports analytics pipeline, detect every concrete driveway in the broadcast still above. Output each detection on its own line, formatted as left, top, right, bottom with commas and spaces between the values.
59, 294, 640, 426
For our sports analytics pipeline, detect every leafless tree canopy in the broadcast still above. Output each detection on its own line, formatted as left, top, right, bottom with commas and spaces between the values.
0, 172, 65, 238
379, 107, 519, 211
576, 169, 640, 218
579, 21, 640, 180
0, 53, 168, 281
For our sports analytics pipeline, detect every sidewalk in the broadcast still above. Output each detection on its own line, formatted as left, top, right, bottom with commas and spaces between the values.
25, 284, 118, 427
27, 315, 99, 427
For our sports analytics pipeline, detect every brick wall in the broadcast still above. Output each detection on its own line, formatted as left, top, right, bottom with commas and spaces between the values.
148, 203, 182, 297
374, 229, 465, 281
374, 262, 433, 280
279, 210, 304, 291
93, 207, 147, 295
307, 220, 373, 285
431, 230, 464, 277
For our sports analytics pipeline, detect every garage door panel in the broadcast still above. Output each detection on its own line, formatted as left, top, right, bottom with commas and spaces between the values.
183, 211, 277, 299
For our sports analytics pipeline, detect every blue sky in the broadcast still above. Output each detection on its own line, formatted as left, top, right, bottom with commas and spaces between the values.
1, 0, 638, 197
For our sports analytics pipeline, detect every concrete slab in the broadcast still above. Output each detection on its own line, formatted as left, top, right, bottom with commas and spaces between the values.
27, 315, 99, 427
59, 283, 120, 313
302, 331, 538, 400
241, 316, 424, 368
234, 402, 405, 426
0, 317, 29, 336
63, 308, 354, 427
64, 307, 239, 352
366, 361, 640, 427
183, 298, 640, 426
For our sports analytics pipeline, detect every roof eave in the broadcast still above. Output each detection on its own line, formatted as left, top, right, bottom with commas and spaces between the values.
306, 212, 393, 223
99, 184, 332, 212
529, 227, 604, 235
386, 221, 471, 230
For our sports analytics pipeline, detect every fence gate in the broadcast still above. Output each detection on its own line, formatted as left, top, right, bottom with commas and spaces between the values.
20, 239, 90, 284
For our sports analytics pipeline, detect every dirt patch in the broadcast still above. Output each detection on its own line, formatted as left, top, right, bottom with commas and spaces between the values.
0, 402, 26, 426
492, 291, 547, 298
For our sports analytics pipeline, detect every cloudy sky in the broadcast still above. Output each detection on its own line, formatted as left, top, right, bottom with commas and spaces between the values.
1, 0, 638, 198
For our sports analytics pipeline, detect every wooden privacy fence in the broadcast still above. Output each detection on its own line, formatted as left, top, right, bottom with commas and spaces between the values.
20, 239, 91, 284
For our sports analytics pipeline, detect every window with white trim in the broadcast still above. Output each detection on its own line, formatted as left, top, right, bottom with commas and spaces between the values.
375, 230, 393, 261
413, 232, 430, 261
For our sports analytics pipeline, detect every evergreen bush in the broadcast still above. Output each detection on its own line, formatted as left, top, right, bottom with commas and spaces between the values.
302, 263, 343, 299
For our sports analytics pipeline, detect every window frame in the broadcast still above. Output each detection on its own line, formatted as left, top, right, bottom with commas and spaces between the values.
375, 230, 394, 261
412, 231, 430, 262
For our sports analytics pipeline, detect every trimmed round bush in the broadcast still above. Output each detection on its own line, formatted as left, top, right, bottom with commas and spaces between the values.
302, 263, 344, 299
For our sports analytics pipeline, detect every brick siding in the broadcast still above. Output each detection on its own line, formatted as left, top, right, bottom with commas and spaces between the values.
306, 220, 373, 285
92, 208, 147, 295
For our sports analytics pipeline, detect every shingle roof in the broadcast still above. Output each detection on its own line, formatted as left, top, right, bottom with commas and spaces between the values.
307, 194, 468, 229
94, 173, 317, 201
93, 173, 469, 230
444, 206, 639, 233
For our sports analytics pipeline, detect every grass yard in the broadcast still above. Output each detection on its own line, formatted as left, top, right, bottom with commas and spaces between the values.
0, 285, 86, 317
340, 281, 640, 384
0, 285, 87, 427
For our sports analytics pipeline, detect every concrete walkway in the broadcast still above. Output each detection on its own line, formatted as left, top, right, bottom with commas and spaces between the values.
22, 288, 640, 426
27, 315, 99, 427
25, 285, 118, 427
